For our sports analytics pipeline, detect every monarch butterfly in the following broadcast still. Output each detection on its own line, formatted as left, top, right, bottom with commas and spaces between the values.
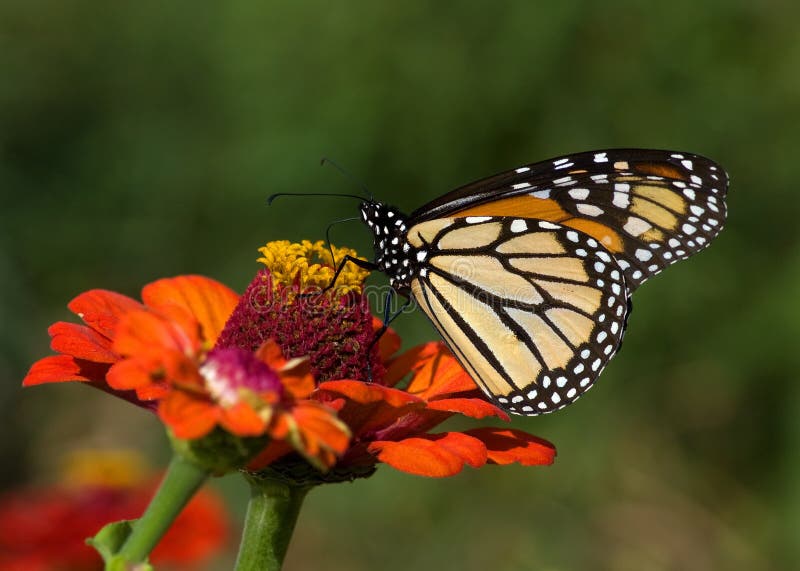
283, 149, 729, 415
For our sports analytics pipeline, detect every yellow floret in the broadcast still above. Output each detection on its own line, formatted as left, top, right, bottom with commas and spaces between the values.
257, 240, 370, 294
62, 449, 148, 489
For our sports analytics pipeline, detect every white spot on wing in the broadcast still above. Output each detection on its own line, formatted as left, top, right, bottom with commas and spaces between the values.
510, 219, 527, 233
623, 217, 652, 237
568, 188, 590, 200
613, 192, 630, 208
576, 204, 604, 217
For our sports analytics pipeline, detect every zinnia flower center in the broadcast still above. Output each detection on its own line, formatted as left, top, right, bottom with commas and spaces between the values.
215, 241, 384, 383
200, 348, 283, 407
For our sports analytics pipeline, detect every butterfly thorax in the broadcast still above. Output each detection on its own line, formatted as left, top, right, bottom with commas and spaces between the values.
360, 201, 414, 291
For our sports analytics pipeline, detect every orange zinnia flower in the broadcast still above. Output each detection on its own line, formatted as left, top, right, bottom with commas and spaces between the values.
23, 272, 350, 469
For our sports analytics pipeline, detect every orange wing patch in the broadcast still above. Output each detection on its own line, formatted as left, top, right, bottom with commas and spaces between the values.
454, 196, 571, 222
562, 219, 624, 252
454, 196, 625, 254
633, 162, 689, 180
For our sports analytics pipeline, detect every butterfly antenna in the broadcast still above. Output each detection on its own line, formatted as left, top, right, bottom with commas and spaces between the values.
267, 191, 365, 205
320, 157, 374, 201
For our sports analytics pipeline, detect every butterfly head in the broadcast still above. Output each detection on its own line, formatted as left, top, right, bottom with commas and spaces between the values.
360, 201, 413, 289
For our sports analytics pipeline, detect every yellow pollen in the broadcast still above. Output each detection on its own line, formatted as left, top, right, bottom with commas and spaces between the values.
257, 240, 370, 294
61, 449, 148, 489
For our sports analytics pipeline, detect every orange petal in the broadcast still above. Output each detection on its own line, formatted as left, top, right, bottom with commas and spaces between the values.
68, 289, 145, 338
48, 322, 118, 363
290, 401, 351, 457
382, 342, 438, 387
158, 392, 219, 440
317, 380, 422, 408
406, 344, 478, 399
281, 370, 316, 399
316, 380, 424, 436
113, 310, 198, 357
142, 276, 239, 345
255, 341, 316, 399
368, 435, 473, 477
255, 339, 288, 370
463, 428, 556, 466
247, 441, 293, 471
107, 358, 158, 392
429, 431, 488, 468
22, 355, 110, 386
425, 397, 510, 421
219, 402, 268, 437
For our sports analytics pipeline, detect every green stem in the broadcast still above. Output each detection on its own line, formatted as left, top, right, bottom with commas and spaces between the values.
117, 454, 210, 564
234, 477, 311, 571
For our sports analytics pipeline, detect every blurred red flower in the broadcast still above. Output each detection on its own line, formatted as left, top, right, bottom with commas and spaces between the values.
0, 455, 229, 571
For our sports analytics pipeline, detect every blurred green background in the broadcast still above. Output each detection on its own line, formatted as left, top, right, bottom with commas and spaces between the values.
2, 1, 798, 569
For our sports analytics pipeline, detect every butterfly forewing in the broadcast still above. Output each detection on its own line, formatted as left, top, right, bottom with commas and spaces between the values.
406, 216, 629, 415
411, 149, 728, 291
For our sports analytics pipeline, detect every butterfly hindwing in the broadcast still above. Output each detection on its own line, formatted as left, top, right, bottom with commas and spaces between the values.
410, 149, 728, 291
406, 216, 630, 414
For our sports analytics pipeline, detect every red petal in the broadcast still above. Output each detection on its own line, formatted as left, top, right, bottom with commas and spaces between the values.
48, 322, 118, 363
463, 428, 556, 466
68, 289, 144, 338
22, 355, 110, 386
142, 276, 238, 345
368, 432, 487, 477
425, 397, 510, 421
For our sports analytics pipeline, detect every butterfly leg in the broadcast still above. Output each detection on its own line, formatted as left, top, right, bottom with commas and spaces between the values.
327, 255, 377, 290
299, 255, 378, 298
365, 291, 413, 381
